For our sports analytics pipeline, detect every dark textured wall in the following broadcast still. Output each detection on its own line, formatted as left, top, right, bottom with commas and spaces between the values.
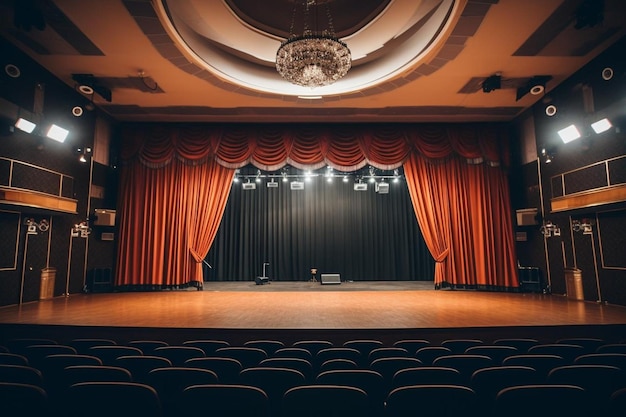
0, 38, 117, 306
511, 36, 626, 306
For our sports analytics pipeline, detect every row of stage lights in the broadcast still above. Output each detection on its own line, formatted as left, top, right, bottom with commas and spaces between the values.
233, 167, 402, 192
541, 116, 614, 164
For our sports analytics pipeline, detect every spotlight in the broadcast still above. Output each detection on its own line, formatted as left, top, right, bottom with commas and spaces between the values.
591, 118, 612, 134
482, 74, 501, 93
46, 124, 69, 142
15, 117, 36, 133
557, 124, 581, 144
79, 154, 87, 163
516, 75, 552, 101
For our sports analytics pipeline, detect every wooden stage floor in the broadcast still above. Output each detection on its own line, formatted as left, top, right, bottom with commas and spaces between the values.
2, 281, 626, 345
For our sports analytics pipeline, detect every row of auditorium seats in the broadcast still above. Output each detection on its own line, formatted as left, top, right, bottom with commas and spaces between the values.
1, 336, 626, 417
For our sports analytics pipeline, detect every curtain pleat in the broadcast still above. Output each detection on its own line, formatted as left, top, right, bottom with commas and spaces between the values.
117, 123, 517, 290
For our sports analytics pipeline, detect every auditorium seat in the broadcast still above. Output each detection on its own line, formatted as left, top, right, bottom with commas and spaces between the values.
608, 387, 626, 417
6, 338, 58, 353
464, 345, 518, 365
492, 338, 539, 353
319, 358, 359, 372
393, 339, 431, 354
292, 340, 334, 355
37, 353, 103, 395
414, 346, 452, 365
22, 344, 78, 368
145, 367, 218, 416
546, 364, 623, 404
0, 382, 51, 416
441, 339, 484, 354
0, 364, 45, 387
469, 365, 540, 405
152, 346, 205, 366
0, 352, 29, 366
368, 347, 411, 363
244, 339, 285, 355
114, 355, 173, 383
527, 343, 586, 362
215, 346, 267, 368
65, 381, 163, 417
315, 369, 386, 417
502, 354, 567, 380
385, 384, 478, 417
282, 385, 370, 417
369, 357, 423, 388
273, 347, 313, 360
391, 366, 464, 389
259, 357, 314, 381
179, 384, 270, 417
316, 347, 363, 367
493, 384, 591, 417
555, 337, 605, 353
128, 340, 169, 355
343, 340, 384, 359
69, 338, 117, 354
184, 357, 243, 384
432, 354, 494, 383
596, 343, 626, 354
182, 339, 230, 356
239, 367, 306, 415
88, 345, 143, 365
574, 353, 626, 370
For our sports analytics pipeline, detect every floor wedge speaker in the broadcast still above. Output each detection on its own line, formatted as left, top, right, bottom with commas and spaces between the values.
321, 273, 341, 285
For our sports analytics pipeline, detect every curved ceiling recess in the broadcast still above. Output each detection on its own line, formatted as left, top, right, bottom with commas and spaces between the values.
159, 0, 458, 97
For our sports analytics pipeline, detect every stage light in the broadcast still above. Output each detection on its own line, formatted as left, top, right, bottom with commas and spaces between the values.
15, 117, 36, 133
591, 118, 612, 134
557, 124, 581, 144
46, 124, 69, 142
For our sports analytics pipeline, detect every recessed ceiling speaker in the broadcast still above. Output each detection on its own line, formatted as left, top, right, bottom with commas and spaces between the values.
78, 84, 94, 95
5, 63, 20, 78
72, 106, 84, 117
530, 85, 545, 95
545, 104, 557, 117
602, 67, 614, 81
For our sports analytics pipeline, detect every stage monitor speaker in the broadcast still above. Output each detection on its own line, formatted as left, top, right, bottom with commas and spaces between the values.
255, 276, 269, 285
321, 273, 341, 285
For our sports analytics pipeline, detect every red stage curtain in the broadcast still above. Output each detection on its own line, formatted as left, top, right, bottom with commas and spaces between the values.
117, 123, 517, 289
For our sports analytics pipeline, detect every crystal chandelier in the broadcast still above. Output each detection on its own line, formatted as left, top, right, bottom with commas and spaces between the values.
276, 0, 351, 88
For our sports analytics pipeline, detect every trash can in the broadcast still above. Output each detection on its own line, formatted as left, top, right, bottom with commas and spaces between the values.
564, 268, 584, 301
40, 267, 56, 300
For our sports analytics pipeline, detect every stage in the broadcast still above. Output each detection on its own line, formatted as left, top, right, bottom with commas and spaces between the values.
1, 281, 626, 345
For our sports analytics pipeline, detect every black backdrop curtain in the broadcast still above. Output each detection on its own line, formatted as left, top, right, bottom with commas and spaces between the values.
205, 170, 434, 282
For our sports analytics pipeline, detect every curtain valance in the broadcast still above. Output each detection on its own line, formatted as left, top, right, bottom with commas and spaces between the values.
120, 124, 509, 171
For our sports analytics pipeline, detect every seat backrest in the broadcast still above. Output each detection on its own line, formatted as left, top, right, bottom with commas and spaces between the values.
392, 366, 464, 389
88, 345, 143, 365
492, 338, 539, 353
259, 357, 314, 381
465, 345, 518, 365
243, 340, 285, 355
368, 347, 410, 363
184, 357, 243, 384
282, 384, 370, 417
145, 367, 218, 415
153, 346, 205, 366
215, 347, 267, 368
273, 347, 313, 360
414, 346, 452, 365
182, 339, 230, 356
547, 364, 623, 402
239, 367, 306, 415
574, 352, 626, 369
343, 340, 384, 357
114, 355, 173, 383
23, 344, 77, 368
65, 381, 163, 417
470, 365, 540, 403
385, 384, 478, 417
441, 339, 484, 354
393, 339, 431, 354
316, 369, 387, 413
494, 384, 591, 417
70, 338, 117, 354
0, 352, 29, 366
127, 340, 169, 355
432, 354, 494, 383
502, 354, 566, 380
0, 382, 51, 415
596, 343, 626, 354
316, 347, 363, 367
527, 343, 586, 361
319, 358, 359, 372
0, 364, 44, 387
179, 384, 269, 417
292, 340, 334, 355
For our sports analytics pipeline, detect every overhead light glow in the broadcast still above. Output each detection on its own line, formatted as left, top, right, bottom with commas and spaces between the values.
591, 118, 612, 134
46, 124, 69, 142
15, 117, 36, 133
557, 124, 581, 144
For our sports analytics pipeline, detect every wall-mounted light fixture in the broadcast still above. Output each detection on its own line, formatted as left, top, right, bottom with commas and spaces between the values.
540, 220, 560, 238
572, 219, 593, 235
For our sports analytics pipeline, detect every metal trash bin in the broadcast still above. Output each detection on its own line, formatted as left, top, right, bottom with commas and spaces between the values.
40, 267, 56, 300
564, 268, 584, 301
